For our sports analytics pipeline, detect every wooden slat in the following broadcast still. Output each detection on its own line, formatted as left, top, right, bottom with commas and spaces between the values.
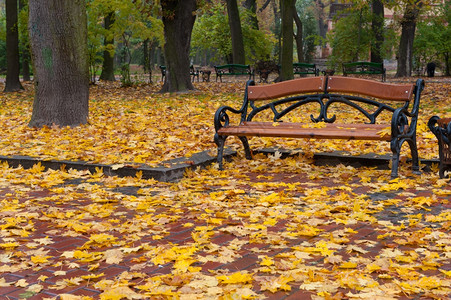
248, 77, 325, 100
217, 122, 391, 141
326, 76, 414, 101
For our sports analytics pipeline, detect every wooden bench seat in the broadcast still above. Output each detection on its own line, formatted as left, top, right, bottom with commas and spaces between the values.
218, 122, 392, 140
214, 76, 425, 178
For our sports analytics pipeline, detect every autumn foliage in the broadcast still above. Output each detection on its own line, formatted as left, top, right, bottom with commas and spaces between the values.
0, 78, 450, 299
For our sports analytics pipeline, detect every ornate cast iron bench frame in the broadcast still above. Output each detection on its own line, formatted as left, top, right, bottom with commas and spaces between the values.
428, 116, 451, 178
214, 76, 425, 178
342, 61, 386, 82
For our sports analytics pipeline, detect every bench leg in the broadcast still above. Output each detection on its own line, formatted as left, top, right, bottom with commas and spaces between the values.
407, 138, 421, 175
390, 138, 421, 178
390, 140, 401, 178
238, 136, 252, 160
215, 135, 227, 170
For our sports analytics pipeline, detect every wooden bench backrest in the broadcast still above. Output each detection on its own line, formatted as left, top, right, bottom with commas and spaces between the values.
248, 77, 324, 100
247, 76, 414, 102
326, 76, 414, 101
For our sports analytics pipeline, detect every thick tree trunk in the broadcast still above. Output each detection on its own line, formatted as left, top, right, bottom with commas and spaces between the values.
293, 9, 304, 63
19, 0, 30, 81
371, 0, 384, 63
159, 0, 196, 93
4, 0, 24, 92
280, 0, 294, 81
28, 0, 89, 127
227, 0, 246, 65
396, 1, 422, 77
100, 11, 115, 81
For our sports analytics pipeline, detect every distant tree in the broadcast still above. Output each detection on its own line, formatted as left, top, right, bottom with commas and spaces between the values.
99, 11, 115, 81
227, 0, 246, 64
395, 0, 423, 77
191, 2, 274, 65
243, 0, 259, 29
371, 0, 384, 63
327, 5, 371, 68
18, 0, 30, 81
295, 0, 318, 63
414, 1, 451, 76
159, 0, 197, 93
293, 8, 304, 63
28, 0, 89, 127
4, 0, 23, 92
279, 0, 294, 81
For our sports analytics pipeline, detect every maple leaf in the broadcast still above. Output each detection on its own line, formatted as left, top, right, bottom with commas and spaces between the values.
217, 272, 253, 284
259, 275, 294, 293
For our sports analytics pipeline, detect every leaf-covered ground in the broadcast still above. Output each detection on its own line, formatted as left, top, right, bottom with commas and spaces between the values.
0, 78, 449, 166
0, 78, 450, 299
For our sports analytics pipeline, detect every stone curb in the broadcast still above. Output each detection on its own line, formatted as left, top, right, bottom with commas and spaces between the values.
0, 149, 439, 182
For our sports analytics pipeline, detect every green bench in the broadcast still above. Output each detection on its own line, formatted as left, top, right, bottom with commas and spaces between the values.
342, 61, 386, 82
276, 63, 320, 78
214, 64, 254, 82
293, 63, 319, 76
160, 65, 199, 82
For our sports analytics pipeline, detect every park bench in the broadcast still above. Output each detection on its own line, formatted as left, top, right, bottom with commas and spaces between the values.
214, 76, 425, 178
293, 62, 319, 76
342, 61, 386, 82
160, 65, 199, 82
276, 63, 320, 78
214, 64, 254, 82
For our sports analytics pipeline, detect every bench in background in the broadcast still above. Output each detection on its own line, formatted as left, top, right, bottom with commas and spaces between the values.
342, 61, 386, 81
214, 76, 424, 178
214, 64, 254, 82
160, 65, 199, 82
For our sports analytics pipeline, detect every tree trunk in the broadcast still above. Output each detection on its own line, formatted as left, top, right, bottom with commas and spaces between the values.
293, 8, 304, 63
100, 11, 115, 81
4, 0, 24, 92
396, 0, 422, 77
226, 0, 246, 64
19, 0, 30, 81
243, 0, 259, 30
371, 0, 384, 63
280, 0, 294, 81
273, 0, 281, 64
28, 0, 89, 127
159, 0, 196, 93
143, 38, 152, 83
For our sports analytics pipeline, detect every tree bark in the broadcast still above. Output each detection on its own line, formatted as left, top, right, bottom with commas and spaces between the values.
371, 0, 384, 63
280, 0, 294, 81
293, 8, 304, 63
99, 11, 116, 81
396, 0, 422, 77
4, 0, 24, 92
28, 0, 89, 127
226, 0, 246, 64
159, 0, 196, 93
